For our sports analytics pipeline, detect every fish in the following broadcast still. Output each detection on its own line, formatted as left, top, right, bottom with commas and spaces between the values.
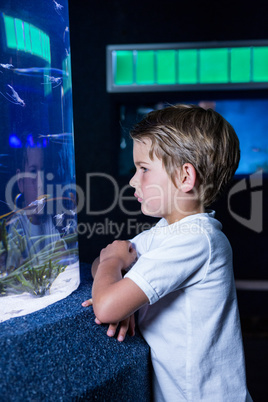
38, 132, 73, 144
14, 67, 68, 77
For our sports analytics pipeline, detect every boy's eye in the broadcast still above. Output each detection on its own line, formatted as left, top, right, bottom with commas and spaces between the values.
141, 167, 148, 172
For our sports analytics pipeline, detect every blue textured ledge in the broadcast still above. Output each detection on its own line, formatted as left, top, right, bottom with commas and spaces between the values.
0, 264, 151, 401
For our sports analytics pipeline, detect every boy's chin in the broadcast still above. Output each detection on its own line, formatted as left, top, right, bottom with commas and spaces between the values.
141, 205, 162, 218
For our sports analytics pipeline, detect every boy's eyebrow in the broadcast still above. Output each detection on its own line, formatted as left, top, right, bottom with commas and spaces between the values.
134, 161, 150, 166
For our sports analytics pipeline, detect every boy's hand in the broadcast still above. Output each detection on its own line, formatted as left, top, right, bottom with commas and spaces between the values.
90, 240, 148, 325
81, 299, 135, 342
82, 298, 93, 307
95, 314, 135, 342
99, 240, 137, 271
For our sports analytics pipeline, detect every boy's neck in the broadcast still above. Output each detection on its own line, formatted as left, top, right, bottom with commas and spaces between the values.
165, 200, 205, 225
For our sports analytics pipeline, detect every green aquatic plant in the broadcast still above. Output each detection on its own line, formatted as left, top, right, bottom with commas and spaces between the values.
0, 260, 66, 296
0, 192, 79, 297
0, 229, 78, 297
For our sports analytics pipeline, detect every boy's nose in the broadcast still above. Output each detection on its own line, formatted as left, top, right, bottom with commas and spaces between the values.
129, 173, 137, 188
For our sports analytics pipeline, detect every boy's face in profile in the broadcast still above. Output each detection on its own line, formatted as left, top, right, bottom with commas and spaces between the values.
17, 147, 44, 211
130, 139, 180, 224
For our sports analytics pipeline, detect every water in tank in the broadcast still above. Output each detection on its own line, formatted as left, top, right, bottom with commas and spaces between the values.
0, 0, 80, 322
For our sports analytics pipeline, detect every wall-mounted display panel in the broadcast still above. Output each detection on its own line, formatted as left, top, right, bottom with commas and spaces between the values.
107, 41, 268, 92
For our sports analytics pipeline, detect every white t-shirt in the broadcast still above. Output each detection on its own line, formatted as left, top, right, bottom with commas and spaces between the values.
125, 211, 252, 402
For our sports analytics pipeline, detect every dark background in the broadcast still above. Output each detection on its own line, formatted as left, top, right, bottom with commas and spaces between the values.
68, 0, 268, 276
74, 1, 268, 399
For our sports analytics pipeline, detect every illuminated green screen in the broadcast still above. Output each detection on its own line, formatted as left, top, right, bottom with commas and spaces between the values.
109, 43, 268, 91
199, 48, 229, 84
230, 47, 251, 83
136, 50, 155, 84
253, 47, 268, 82
157, 50, 176, 84
115, 51, 134, 85
178, 49, 198, 84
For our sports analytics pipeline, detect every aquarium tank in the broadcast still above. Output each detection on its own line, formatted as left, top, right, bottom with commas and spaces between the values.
0, 0, 80, 322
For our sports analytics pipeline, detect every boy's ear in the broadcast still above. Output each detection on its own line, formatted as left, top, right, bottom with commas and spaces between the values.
16, 169, 24, 193
178, 163, 196, 193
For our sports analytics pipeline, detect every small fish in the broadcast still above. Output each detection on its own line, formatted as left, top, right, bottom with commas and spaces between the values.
7, 85, 25, 106
27, 195, 50, 215
53, 0, 64, 14
39, 132, 73, 144
62, 221, 74, 235
14, 67, 67, 77
0, 85, 25, 107
0, 63, 14, 69
54, 212, 65, 226
28, 194, 49, 208
42, 75, 62, 88
39, 132, 72, 139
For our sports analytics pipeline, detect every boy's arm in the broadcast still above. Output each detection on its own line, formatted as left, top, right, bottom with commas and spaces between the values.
91, 256, 100, 278
92, 240, 149, 324
80, 257, 100, 307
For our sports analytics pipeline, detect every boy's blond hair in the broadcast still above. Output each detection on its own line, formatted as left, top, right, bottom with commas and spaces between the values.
130, 104, 240, 207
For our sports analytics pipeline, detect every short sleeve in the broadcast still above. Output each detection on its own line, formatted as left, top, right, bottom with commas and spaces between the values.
125, 231, 210, 304
128, 228, 153, 257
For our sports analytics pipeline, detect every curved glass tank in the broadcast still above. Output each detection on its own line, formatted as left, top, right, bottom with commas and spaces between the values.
0, 0, 80, 322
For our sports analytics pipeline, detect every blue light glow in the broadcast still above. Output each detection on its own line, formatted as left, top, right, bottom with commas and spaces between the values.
9, 134, 22, 147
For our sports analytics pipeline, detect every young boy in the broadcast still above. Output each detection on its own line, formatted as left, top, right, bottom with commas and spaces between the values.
83, 105, 252, 401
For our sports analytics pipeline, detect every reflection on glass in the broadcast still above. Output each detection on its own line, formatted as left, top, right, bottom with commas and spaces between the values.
0, 0, 79, 322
